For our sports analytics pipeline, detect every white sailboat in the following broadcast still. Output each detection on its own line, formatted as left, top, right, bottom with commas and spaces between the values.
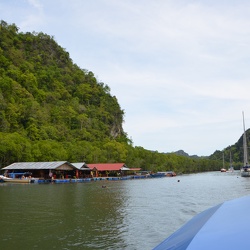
221, 153, 227, 172
241, 112, 250, 177
228, 150, 234, 172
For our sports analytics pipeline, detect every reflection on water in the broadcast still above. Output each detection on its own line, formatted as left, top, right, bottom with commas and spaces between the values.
1, 171, 250, 250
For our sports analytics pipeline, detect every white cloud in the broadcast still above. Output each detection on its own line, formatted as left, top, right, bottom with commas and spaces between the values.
27, 0, 42, 10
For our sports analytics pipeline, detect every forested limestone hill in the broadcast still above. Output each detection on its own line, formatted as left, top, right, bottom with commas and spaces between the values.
0, 20, 240, 173
0, 20, 128, 166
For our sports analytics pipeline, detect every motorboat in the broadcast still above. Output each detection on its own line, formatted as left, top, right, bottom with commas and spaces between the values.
2, 177, 35, 183
0, 175, 34, 183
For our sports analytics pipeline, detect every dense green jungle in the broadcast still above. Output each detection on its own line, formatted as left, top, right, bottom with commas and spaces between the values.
0, 20, 248, 173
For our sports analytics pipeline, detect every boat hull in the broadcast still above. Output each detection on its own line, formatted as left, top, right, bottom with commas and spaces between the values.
2, 178, 34, 183
241, 170, 250, 177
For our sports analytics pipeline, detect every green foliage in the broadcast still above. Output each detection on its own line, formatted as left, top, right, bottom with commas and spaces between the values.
0, 132, 33, 167
0, 20, 125, 163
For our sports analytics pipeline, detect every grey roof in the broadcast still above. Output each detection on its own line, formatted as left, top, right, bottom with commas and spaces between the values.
121, 167, 130, 170
71, 162, 89, 170
2, 161, 75, 170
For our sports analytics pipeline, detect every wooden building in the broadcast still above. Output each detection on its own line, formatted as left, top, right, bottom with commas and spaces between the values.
87, 163, 130, 177
2, 161, 77, 179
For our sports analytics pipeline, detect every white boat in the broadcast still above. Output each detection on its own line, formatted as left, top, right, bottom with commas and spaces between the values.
220, 153, 226, 172
0, 175, 12, 181
228, 151, 234, 172
0, 175, 34, 183
2, 178, 35, 183
241, 112, 250, 177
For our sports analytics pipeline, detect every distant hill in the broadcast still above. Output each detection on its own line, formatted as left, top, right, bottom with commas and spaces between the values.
172, 128, 250, 166
209, 129, 250, 169
173, 150, 200, 159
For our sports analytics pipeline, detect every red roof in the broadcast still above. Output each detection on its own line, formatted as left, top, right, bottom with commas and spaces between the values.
87, 163, 126, 171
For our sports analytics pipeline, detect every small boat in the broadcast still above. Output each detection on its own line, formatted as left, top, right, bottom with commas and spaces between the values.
241, 112, 250, 177
153, 195, 250, 250
220, 153, 226, 172
150, 171, 176, 177
228, 151, 234, 172
165, 171, 176, 177
0, 175, 11, 182
0, 175, 35, 183
150, 172, 166, 178
2, 177, 35, 183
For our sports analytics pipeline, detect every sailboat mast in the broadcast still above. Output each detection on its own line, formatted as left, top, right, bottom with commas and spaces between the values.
243, 112, 248, 166
223, 153, 225, 169
230, 150, 232, 168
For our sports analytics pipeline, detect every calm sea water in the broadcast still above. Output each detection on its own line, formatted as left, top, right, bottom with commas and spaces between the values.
1, 171, 250, 250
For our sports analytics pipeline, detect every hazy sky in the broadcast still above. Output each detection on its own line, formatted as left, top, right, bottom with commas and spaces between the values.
1, 0, 250, 156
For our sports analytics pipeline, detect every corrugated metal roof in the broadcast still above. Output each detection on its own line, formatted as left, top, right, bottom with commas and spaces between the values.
71, 162, 89, 170
87, 163, 127, 171
2, 161, 75, 170
120, 167, 130, 170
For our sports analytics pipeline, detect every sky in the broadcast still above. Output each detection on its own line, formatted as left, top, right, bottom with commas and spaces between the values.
1, 0, 250, 156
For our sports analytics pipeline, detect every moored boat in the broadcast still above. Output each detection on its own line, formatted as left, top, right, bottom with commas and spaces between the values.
221, 153, 226, 172
2, 177, 35, 183
164, 171, 176, 177
241, 166, 250, 177
0, 175, 11, 182
150, 171, 176, 177
241, 112, 250, 177
228, 150, 234, 172
0, 174, 35, 183
150, 172, 166, 178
